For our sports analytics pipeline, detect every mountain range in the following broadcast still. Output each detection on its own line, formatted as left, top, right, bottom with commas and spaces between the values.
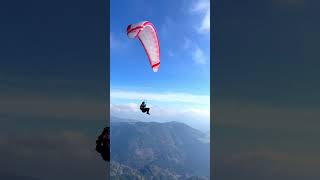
110, 118, 210, 179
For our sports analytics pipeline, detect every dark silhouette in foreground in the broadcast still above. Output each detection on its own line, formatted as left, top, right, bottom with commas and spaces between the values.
96, 127, 110, 162
140, 101, 150, 115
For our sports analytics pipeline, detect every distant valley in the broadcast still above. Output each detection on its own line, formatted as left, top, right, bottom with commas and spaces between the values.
110, 118, 210, 179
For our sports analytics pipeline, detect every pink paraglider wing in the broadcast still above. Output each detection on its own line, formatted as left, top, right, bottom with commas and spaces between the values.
127, 21, 160, 72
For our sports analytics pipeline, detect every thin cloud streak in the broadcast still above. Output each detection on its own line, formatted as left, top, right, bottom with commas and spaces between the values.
190, 0, 210, 33
182, 38, 208, 65
110, 89, 210, 106
192, 46, 207, 64
111, 103, 210, 118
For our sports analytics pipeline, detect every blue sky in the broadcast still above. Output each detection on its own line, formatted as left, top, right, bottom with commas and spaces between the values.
110, 0, 210, 128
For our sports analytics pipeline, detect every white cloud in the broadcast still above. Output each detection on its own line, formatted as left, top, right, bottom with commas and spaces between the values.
189, 108, 210, 117
110, 89, 210, 106
111, 103, 209, 120
110, 103, 139, 113
191, 0, 210, 34
182, 38, 208, 65
192, 46, 207, 64
110, 103, 210, 132
199, 9, 210, 33
191, 0, 210, 12
110, 88, 211, 131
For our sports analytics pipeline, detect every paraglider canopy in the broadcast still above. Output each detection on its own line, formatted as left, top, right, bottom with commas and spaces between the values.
127, 21, 160, 72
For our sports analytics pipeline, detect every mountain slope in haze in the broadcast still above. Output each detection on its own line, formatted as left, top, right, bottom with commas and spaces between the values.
110, 120, 210, 179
